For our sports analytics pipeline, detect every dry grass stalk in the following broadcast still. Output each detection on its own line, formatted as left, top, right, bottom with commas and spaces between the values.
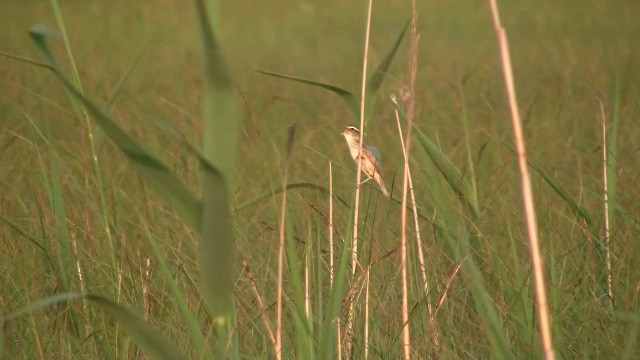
598, 99, 613, 308
363, 268, 371, 360
305, 238, 310, 320
391, 95, 415, 359
70, 232, 90, 338
328, 162, 343, 360
241, 257, 277, 351
329, 162, 336, 288
143, 257, 151, 318
488, 0, 555, 358
345, 0, 374, 357
391, 95, 438, 350
433, 262, 462, 317
398, 112, 412, 360
276, 124, 297, 360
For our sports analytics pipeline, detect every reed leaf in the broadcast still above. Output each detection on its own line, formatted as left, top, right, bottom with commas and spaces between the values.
364, 21, 408, 116
87, 295, 187, 360
256, 69, 359, 119
412, 125, 479, 218
195, 0, 237, 326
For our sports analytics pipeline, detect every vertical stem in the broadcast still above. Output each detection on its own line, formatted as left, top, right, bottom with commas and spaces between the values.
345, 0, 374, 357
329, 162, 342, 360
241, 258, 277, 351
392, 95, 437, 352
599, 99, 613, 307
276, 125, 296, 360
399, 113, 412, 360
363, 269, 371, 360
488, 1, 555, 359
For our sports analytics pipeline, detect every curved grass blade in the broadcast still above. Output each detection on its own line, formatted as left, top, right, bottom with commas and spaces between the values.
87, 295, 187, 360
2, 292, 84, 324
0, 50, 51, 70
412, 124, 479, 218
365, 21, 409, 110
235, 182, 350, 211
0, 214, 55, 272
606, 80, 619, 220
256, 69, 359, 119
28, 26, 202, 229
528, 162, 594, 228
105, 43, 148, 112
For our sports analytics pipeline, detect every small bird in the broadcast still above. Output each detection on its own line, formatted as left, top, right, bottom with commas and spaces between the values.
341, 126, 390, 198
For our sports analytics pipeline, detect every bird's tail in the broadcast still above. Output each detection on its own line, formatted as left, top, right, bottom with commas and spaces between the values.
374, 172, 390, 198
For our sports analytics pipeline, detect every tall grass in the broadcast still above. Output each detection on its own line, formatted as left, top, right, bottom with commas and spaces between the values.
1, 0, 640, 358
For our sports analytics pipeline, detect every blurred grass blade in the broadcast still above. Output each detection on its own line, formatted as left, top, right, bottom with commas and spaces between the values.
87, 295, 187, 360
364, 21, 408, 114
28, 26, 202, 229
105, 44, 148, 112
318, 215, 353, 360
423, 173, 513, 358
606, 81, 619, 219
529, 162, 594, 228
2, 292, 83, 324
285, 215, 313, 358
285, 123, 297, 160
235, 182, 350, 211
256, 69, 359, 119
0, 214, 54, 271
196, 0, 236, 325
0, 50, 51, 70
412, 125, 479, 218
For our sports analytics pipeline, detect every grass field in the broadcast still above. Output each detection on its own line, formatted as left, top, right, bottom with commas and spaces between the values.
2, 0, 640, 358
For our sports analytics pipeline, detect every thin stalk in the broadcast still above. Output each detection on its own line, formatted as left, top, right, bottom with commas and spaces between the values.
240, 257, 277, 351
329, 161, 342, 360
275, 172, 288, 359
329, 162, 335, 288
599, 99, 613, 307
143, 257, 151, 319
50, 0, 118, 288
403, 0, 421, 353
70, 232, 90, 338
488, 1, 555, 358
345, 0, 374, 357
305, 236, 311, 321
433, 263, 463, 317
398, 105, 412, 360
306, 222, 314, 360
391, 95, 437, 349
363, 268, 371, 360
276, 125, 296, 360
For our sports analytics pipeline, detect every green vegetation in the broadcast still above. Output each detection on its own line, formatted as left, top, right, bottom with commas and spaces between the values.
1, 0, 639, 358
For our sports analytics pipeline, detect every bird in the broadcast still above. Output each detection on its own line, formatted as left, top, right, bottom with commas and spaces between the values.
341, 126, 390, 198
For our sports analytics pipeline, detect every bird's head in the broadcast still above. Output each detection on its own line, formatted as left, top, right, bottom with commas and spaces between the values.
341, 126, 361, 144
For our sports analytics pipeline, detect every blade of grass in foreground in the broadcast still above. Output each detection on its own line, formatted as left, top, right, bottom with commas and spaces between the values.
364, 21, 408, 118
195, 0, 237, 355
255, 69, 359, 119
257, 21, 408, 123
3, 292, 186, 359
87, 295, 187, 360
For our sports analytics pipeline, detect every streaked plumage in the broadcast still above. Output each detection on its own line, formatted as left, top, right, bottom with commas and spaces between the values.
341, 126, 390, 198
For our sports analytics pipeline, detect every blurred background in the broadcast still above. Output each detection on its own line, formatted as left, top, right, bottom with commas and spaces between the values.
1, 0, 639, 358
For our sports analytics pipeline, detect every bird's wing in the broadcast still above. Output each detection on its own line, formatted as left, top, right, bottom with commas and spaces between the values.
367, 145, 383, 167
